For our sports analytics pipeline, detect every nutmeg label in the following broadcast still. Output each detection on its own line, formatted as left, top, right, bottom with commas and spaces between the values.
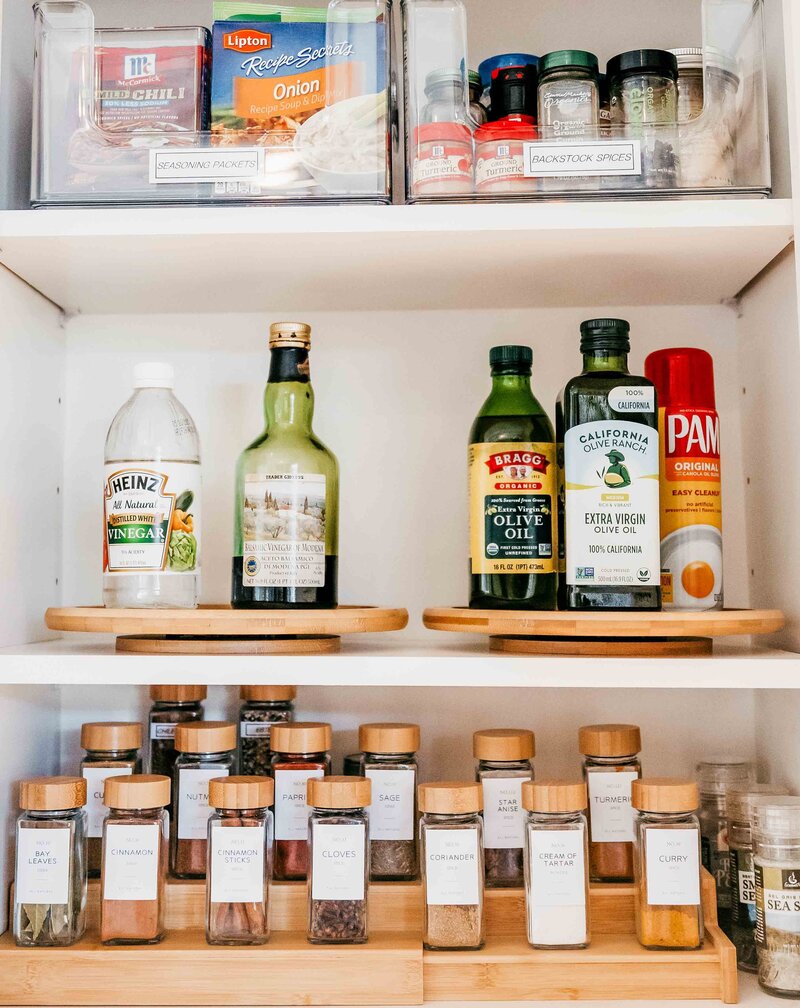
645, 829, 701, 905
209, 824, 265, 903
178, 768, 229, 840
311, 824, 366, 901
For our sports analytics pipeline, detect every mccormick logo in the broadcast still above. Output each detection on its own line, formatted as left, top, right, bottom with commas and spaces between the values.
124, 53, 156, 80
485, 451, 550, 476
223, 30, 273, 53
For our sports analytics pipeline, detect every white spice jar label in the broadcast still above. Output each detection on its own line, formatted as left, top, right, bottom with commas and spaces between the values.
177, 768, 228, 840
529, 827, 587, 906
587, 771, 638, 842
240, 721, 273, 739
150, 723, 177, 741
482, 777, 527, 849
16, 828, 71, 904
312, 824, 366, 901
83, 766, 134, 838
274, 768, 324, 841
103, 824, 160, 901
209, 824, 264, 904
366, 769, 415, 841
645, 829, 701, 905
424, 829, 480, 906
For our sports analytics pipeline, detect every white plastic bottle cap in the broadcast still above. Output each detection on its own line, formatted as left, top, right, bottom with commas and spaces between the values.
133, 363, 174, 389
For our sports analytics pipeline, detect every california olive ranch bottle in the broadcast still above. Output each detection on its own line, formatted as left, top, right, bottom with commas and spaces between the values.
469, 346, 557, 609
232, 323, 339, 608
557, 319, 661, 610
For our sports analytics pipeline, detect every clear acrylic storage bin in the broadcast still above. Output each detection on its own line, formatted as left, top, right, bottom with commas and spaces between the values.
401, 0, 770, 202
32, 0, 392, 206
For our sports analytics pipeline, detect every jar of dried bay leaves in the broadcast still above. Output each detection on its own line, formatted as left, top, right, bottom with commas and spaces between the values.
239, 685, 295, 777
14, 776, 88, 947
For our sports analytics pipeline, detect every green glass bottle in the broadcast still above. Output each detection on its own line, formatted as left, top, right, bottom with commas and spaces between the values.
556, 318, 661, 610
469, 345, 558, 610
232, 322, 339, 609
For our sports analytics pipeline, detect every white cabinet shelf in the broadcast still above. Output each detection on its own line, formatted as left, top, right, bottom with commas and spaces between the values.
0, 200, 792, 316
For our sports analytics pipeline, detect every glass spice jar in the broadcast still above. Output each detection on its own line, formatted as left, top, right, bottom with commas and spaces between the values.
419, 781, 485, 951
468, 71, 488, 127
80, 721, 142, 879
632, 778, 703, 951
307, 776, 371, 945
537, 50, 599, 138
753, 797, 800, 997
172, 721, 237, 879
239, 685, 296, 777
579, 723, 642, 883
422, 69, 471, 127
727, 784, 791, 972
206, 775, 274, 947
343, 753, 363, 776
474, 728, 535, 888
148, 684, 206, 779
14, 776, 88, 947
100, 774, 170, 946
360, 722, 420, 881
522, 779, 590, 949
270, 722, 332, 881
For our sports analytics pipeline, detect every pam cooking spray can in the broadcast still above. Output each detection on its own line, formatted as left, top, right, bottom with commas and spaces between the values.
644, 348, 722, 610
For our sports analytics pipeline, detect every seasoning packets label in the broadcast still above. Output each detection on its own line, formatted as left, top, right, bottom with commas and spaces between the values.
83, 767, 134, 838
645, 829, 701, 905
528, 827, 587, 906
587, 771, 638, 843
16, 829, 71, 904
482, 777, 526, 850
274, 768, 324, 840
178, 768, 229, 840
365, 769, 415, 841
209, 824, 265, 903
424, 829, 480, 906
103, 824, 160, 901
311, 824, 366, 901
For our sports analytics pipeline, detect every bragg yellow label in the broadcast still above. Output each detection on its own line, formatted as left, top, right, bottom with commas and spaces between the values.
469, 442, 557, 576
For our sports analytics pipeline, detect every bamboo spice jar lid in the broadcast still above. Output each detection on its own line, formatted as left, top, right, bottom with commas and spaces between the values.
104, 774, 170, 810
579, 723, 642, 757
174, 721, 237, 754
474, 728, 535, 761
240, 685, 297, 702
308, 775, 371, 809
522, 779, 587, 813
20, 776, 87, 811
81, 721, 142, 751
418, 781, 483, 814
209, 775, 274, 810
271, 721, 332, 755
359, 722, 420, 755
632, 777, 699, 813
150, 685, 208, 703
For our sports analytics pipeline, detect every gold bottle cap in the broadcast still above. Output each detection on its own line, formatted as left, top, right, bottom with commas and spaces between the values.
81, 721, 142, 752
104, 774, 170, 810
522, 779, 587, 813
20, 776, 87, 811
271, 722, 332, 755
269, 322, 311, 350
359, 723, 420, 755
632, 777, 699, 813
240, 685, 297, 702
418, 781, 483, 814
474, 728, 535, 761
579, 724, 642, 757
209, 775, 274, 810
174, 721, 237, 754
308, 775, 371, 809
149, 685, 207, 703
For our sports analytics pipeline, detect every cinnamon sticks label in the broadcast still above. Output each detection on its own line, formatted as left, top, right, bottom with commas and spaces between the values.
209, 825, 264, 903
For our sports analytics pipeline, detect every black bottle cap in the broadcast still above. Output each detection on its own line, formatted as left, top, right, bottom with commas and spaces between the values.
580, 318, 631, 354
489, 65, 538, 121
490, 345, 533, 369
606, 49, 678, 84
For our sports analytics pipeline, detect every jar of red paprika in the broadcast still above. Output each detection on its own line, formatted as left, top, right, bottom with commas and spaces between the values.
412, 124, 474, 197
270, 722, 332, 881
474, 117, 539, 195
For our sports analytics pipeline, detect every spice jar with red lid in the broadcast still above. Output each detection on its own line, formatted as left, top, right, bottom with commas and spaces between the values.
475, 118, 539, 195
412, 123, 474, 197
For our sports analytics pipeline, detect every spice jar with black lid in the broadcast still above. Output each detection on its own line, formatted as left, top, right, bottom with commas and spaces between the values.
100, 774, 170, 946
307, 776, 371, 945
474, 729, 534, 888
632, 778, 703, 951
753, 797, 800, 996
81, 721, 143, 878
148, 685, 206, 779
172, 721, 237, 879
271, 722, 332, 881
419, 781, 485, 951
206, 775, 274, 947
579, 723, 642, 883
14, 776, 88, 947
239, 685, 296, 777
360, 722, 420, 881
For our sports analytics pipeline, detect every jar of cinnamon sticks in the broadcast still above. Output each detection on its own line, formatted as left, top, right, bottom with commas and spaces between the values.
172, 722, 237, 879
100, 774, 170, 946
206, 775, 274, 946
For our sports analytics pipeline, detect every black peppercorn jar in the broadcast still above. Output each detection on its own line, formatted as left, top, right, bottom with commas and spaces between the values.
148, 685, 206, 779
307, 776, 371, 945
239, 685, 296, 776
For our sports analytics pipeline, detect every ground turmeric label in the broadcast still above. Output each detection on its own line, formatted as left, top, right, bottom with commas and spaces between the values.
469, 442, 556, 576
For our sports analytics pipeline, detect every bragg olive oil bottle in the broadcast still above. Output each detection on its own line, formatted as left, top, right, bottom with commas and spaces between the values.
557, 319, 661, 610
469, 345, 558, 610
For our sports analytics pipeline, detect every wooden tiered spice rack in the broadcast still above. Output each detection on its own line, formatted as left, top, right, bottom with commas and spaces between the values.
0, 872, 736, 1005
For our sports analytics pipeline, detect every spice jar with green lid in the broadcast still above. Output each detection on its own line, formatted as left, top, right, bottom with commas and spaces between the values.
14, 776, 88, 947
753, 797, 800, 996
419, 781, 484, 951
239, 685, 296, 777
538, 50, 599, 138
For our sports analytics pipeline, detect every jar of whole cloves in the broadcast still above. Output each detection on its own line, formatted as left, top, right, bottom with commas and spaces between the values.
307, 776, 371, 945
474, 728, 535, 888
206, 775, 274, 947
148, 685, 206, 779
239, 685, 295, 777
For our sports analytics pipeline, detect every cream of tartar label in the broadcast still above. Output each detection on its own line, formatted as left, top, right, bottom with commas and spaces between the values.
424, 829, 480, 906
209, 824, 265, 904
311, 823, 366, 901
529, 827, 587, 905
645, 829, 701, 905
274, 768, 324, 841
83, 766, 134, 838
365, 769, 415, 841
178, 768, 228, 840
482, 777, 527, 849
16, 828, 71, 904
587, 771, 638, 843
103, 824, 160, 901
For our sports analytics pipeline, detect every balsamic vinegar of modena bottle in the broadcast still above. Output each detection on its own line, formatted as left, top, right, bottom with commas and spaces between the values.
557, 319, 661, 611
232, 323, 339, 609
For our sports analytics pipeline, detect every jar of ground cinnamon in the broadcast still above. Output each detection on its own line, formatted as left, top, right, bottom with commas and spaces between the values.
579, 724, 642, 882
632, 778, 703, 950
100, 774, 170, 946
172, 722, 237, 879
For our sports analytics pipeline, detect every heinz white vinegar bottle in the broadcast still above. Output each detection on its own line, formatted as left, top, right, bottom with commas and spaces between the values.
103, 363, 201, 608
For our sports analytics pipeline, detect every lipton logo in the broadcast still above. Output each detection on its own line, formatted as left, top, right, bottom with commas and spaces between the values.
223, 30, 272, 53
486, 451, 550, 476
